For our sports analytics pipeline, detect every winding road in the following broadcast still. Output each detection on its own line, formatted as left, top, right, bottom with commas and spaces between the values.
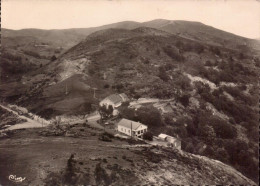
0, 104, 45, 131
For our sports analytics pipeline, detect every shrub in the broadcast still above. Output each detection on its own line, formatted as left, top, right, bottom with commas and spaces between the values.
119, 107, 136, 121
163, 46, 183, 61
158, 66, 169, 82
136, 106, 163, 127
215, 147, 230, 163
64, 154, 78, 185
177, 94, 190, 107
99, 132, 113, 142
51, 55, 57, 61
95, 163, 111, 185
210, 47, 221, 56
208, 117, 237, 139
175, 76, 192, 91
205, 60, 213, 66
23, 50, 41, 58
143, 131, 153, 141
164, 114, 175, 126
198, 125, 216, 144
2, 52, 22, 62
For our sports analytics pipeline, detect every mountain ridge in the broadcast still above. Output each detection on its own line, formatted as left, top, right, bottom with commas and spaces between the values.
3, 19, 259, 52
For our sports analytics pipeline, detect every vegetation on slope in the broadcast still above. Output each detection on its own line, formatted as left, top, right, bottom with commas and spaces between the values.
1, 23, 259, 183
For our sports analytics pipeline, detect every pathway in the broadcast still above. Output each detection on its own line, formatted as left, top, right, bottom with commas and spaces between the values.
0, 104, 45, 131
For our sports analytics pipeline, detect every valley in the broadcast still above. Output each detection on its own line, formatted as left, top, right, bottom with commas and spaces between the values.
0, 19, 259, 185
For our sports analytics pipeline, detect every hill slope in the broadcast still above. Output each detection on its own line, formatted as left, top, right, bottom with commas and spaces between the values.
0, 127, 256, 185
1, 24, 259, 183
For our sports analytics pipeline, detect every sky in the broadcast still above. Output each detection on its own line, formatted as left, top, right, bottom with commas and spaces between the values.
2, 0, 260, 39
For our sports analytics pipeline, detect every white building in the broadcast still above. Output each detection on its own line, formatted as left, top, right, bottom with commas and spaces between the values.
99, 93, 129, 109
158, 133, 181, 150
117, 118, 148, 138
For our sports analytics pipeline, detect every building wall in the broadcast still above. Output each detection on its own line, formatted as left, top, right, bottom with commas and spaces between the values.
117, 124, 148, 138
166, 137, 181, 150
118, 125, 132, 136
135, 125, 148, 137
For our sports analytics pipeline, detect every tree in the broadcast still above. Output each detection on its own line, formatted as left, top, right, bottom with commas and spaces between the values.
143, 131, 153, 141
198, 125, 216, 145
51, 55, 57, 61
136, 106, 163, 127
119, 107, 136, 121
215, 147, 230, 163
164, 114, 175, 126
163, 46, 183, 61
79, 102, 92, 114
158, 66, 169, 82
177, 94, 190, 107
98, 105, 113, 121
64, 154, 77, 185
209, 117, 237, 139
107, 105, 113, 116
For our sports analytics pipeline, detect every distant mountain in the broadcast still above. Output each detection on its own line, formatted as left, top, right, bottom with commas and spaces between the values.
2, 20, 260, 52
144, 19, 260, 52
1, 21, 141, 49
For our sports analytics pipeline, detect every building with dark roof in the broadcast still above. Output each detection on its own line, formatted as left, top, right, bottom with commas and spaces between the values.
99, 93, 129, 108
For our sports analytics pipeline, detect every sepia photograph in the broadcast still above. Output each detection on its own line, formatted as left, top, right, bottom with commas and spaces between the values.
0, 0, 259, 185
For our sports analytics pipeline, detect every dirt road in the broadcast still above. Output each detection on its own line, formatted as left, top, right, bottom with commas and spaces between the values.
0, 104, 44, 131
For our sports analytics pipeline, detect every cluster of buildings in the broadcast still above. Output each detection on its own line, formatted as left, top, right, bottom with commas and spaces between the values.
99, 93, 181, 149
116, 118, 181, 149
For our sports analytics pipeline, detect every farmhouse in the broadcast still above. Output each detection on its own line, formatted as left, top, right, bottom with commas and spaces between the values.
117, 118, 148, 138
100, 93, 129, 108
158, 133, 181, 149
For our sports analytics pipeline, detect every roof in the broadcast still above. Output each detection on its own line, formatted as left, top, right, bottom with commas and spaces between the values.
106, 94, 123, 104
118, 118, 147, 130
119, 93, 129, 101
158, 133, 169, 139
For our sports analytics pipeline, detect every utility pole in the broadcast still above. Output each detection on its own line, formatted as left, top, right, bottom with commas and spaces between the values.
93, 88, 97, 99
65, 74, 69, 95
65, 83, 68, 95
131, 122, 132, 139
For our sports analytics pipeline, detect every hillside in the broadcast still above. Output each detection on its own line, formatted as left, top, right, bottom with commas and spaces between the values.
0, 126, 256, 185
1, 22, 259, 183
